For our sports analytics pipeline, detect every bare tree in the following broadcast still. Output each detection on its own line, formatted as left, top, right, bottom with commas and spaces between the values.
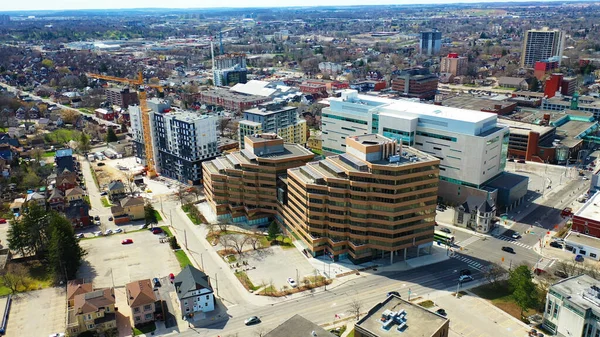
205, 222, 216, 235
122, 171, 138, 196
218, 221, 229, 233
221, 234, 249, 255
0, 264, 29, 294
348, 298, 363, 321
218, 117, 231, 137
555, 260, 579, 278
253, 327, 268, 337
190, 186, 203, 201
247, 230, 262, 250
174, 185, 191, 205
483, 263, 507, 288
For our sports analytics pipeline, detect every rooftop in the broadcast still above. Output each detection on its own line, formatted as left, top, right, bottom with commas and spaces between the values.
550, 274, 600, 313
264, 314, 336, 337
201, 87, 266, 103
245, 105, 296, 116
575, 191, 600, 221
565, 231, 600, 249
498, 118, 555, 136
442, 96, 517, 113
356, 295, 448, 337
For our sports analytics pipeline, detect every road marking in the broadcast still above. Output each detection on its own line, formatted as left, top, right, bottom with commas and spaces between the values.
493, 235, 533, 249
459, 236, 480, 248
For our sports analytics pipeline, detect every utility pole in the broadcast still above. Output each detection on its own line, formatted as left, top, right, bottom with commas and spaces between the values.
200, 253, 205, 271
111, 268, 115, 289
184, 229, 188, 249
215, 273, 219, 297
455, 282, 460, 298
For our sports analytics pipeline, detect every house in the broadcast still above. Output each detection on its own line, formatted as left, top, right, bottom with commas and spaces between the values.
111, 197, 144, 224
66, 279, 93, 308
48, 189, 65, 211
264, 315, 336, 337
453, 196, 496, 233
56, 170, 78, 192
67, 288, 117, 336
95, 108, 115, 121
55, 148, 75, 173
173, 265, 215, 319
107, 180, 126, 201
498, 77, 529, 90
65, 186, 85, 203
126, 279, 158, 325
25, 192, 46, 207
9, 198, 24, 215
64, 200, 91, 228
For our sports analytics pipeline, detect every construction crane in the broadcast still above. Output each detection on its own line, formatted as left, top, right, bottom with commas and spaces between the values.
87, 71, 160, 178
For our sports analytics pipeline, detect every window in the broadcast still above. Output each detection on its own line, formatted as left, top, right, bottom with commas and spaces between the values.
145, 313, 153, 320
591, 253, 597, 258
134, 307, 140, 314
88, 324, 94, 329
135, 316, 141, 322
546, 300, 552, 314
553, 304, 558, 318
186, 308, 190, 312
206, 295, 210, 299
143, 304, 152, 311
581, 250, 587, 256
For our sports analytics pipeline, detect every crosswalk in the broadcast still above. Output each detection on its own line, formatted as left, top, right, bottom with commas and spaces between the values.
493, 234, 533, 249
451, 254, 486, 272
456, 236, 479, 248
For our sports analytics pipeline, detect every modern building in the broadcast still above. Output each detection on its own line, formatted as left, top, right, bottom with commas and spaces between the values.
126, 279, 158, 326
105, 87, 139, 109
542, 94, 600, 120
213, 53, 247, 87
238, 102, 307, 148
284, 134, 439, 263
419, 30, 442, 56
321, 90, 511, 206
173, 265, 215, 319
391, 68, 438, 100
202, 133, 314, 225
264, 315, 336, 337
521, 28, 565, 68
440, 53, 468, 76
542, 274, 600, 337
355, 294, 449, 337
572, 191, 600, 238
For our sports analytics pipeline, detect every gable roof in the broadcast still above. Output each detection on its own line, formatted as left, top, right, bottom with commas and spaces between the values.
264, 314, 336, 337
64, 201, 90, 219
48, 188, 64, 200
74, 288, 115, 315
126, 279, 157, 308
26, 192, 45, 201
461, 195, 495, 214
174, 265, 212, 300
498, 77, 527, 86
65, 186, 85, 197
67, 279, 93, 302
121, 197, 144, 207
108, 180, 125, 191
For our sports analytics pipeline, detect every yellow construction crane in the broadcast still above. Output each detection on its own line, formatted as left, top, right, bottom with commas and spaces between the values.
87, 71, 160, 178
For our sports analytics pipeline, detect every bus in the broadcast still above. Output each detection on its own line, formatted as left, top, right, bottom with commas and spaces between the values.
434, 230, 455, 245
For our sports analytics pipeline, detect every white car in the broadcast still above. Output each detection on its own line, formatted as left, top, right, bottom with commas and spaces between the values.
114, 228, 123, 233
512, 232, 521, 239
93, 231, 103, 236
459, 275, 473, 283
104, 229, 113, 235
94, 220, 101, 226
287, 277, 297, 288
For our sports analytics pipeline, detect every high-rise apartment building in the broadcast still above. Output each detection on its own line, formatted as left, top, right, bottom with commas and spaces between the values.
321, 90, 510, 205
391, 67, 439, 100
440, 53, 468, 76
521, 28, 565, 68
284, 135, 439, 263
130, 99, 219, 184
202, 134, 314, 225
213, 53, 248, 87
105, 87, 139, 109
238, 103, 307, 148
419, 30, 442, 56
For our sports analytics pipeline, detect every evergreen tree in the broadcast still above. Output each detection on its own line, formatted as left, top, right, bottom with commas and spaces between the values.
106, 127, 118, 143
509, 265, 539, 317
47, 213, 86, 280
144, 204, 159, 228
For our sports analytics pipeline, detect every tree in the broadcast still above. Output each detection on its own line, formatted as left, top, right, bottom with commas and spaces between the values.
483, 263, 507, 288
218, 221, 229, 233
144, 204, 159, 228
106, 127, 118, 143
348, 298, 363, 321
8, 203, 48, 257
221, 234, 249, 255
47, 213, 86, 280
529, 77, 541, 92
189, 186, 203, 201
0, 264, 29, 294
79, 132, 91, 153
508, 265, 539, 317
267, 221, 281, 240
41, 59, 54, 69
218, 117, 231, 137
30, 148, 44, 163
22, 170, 41, 190
247, 230, 262, 250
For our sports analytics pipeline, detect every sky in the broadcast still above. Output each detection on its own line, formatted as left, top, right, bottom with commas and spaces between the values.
0, 0, 546, 12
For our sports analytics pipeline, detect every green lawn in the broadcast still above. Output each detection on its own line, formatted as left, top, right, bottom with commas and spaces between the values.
78, 108, 94, 114
154, 210, 163, 221
132, 322, 156, 336
347, 329, 355, 337
471, 281, 538, 320
43, 151, 56, 157
100, 197, 112, 207
160, 226, 173, 237
90, 168, 100, 188
174, 249, 192, 268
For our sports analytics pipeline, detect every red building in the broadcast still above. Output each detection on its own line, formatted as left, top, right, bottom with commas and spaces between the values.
544, 73, 563, 98
572, 192, 600, 238
198, 88, 268, 113
95, 108, 116, 121
300, 83, 328, 95
391, 67, 438, 100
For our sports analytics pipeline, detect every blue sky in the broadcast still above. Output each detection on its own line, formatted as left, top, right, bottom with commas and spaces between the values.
1, 0, 538, 12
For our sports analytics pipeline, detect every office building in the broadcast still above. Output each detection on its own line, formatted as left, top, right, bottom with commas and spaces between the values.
391, 68, 438, 100
202, 133, 314, 225
572, 191, 600, 239
105, 87, 139, 109
198, 87, 269, 113
284, 135, 439, 263
130, 99, 219, 184
238, 103, 307, 148
440, 53, 468, 76
355, 295, 449, 337
521, 28, 565, 68
213, 53, 247, 87
542, 275, 600, 337
321, 90, 511, 205
420, 30, 442, 56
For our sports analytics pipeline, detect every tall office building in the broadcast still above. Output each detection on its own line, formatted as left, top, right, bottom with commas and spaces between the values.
238, 102, 307, 148
284, 135, 440, 263
130, 99, 219, 184
440, 53, 468, 76
521, 28, 565, 68
321, 90, 510, 205
419, 30, 442, 56
213, 53, 248, 87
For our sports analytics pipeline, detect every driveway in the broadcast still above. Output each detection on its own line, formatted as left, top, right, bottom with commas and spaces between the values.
6, 287, 66, 337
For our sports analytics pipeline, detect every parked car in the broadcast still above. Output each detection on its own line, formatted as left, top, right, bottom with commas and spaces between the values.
151, 227, 163, 235
108, 217, 113, 221
387, 291, 401, 297
0, 218, 7, 224
554, 270, 569, 279
458, 275, 473, 283
440, 227, 451, 234
517, 159, 526, 163
153, 277, 161, 287
100, 191, 108, 196
501, 246, 515, 254
94, 215, 100, 221
244, 316, 261, 325
114, 228, 123, 234
97, 162, 105, 166
94, 231, 103, 236
104, 229, 112, 235
121, 239, 133, 245
75, 233, 84, 239
549, 241, 563, 249
287, 277, 297, 288
436, 308, 447, 316
575, 255, 584, 262
511, 232, 521, 239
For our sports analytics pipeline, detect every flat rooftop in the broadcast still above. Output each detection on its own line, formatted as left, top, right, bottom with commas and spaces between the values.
550, 274, 600, 312
498, 118, 555, 136
245, 106, 296, 116
442, 96, 516, 112
356, 295, 448, 337
200, 87, 266, 103
565, 231, 600, 249
575, 191, 600, 220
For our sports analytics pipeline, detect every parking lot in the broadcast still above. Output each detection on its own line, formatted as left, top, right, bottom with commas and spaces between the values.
77, 230, 180, 288
243, 246, 316, 290
6, 287, 66, 337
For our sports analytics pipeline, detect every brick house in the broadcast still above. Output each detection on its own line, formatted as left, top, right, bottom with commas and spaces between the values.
48, 189, 65, 211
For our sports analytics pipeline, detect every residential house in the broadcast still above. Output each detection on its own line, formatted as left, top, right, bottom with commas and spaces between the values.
498, 77, 529, 90
66, 279, 93, 308
65, 186, 85, 203
56, 170, 78, 192
126, 279, 158, 326
66, 288, 117, 336
65, 200, 90, 228
25, 192, 46, 207
48, 189, 65, 211
9, 198, 24, 215
0, 144, 16, 163
174, 265, 215, 319
264, 315, 336, 337
107, 180, 126, 201
453, 196, 496, 233
111, 197, 144, 224
55, 148, 75, 173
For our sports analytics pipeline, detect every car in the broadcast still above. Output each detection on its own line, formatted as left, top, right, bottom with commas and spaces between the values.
575, 255, 584, 262
94, 215, 100, 221
554, 270, 569, 279
0, 218, 7, 224
436, 206, 445, 212
508, 158, 515, 162
49, 333, 65, 337
549, 241, 563, 249
94, 231, 103, 236
153, 277, 161, 287
97, 162, 105, 166
100, 191, 108, 196
287, 277, 297, 288
108, 217, 113, 221
151, 227, 163, 235
501, 246, 515, 254
121, 239, 133, 245
583, 177, 589, 180
460, 269, 472, 276
458, 275, 473, 283
511, 232, 521, 239
440, 227, 451, 234
114, 228, 123, 233
169, 273, 175, 283
436, 308, 447, 316
146, 189, 152, 193
75, 233, 84, 239
387, 291, 401, 297
94, 220, 101, 226
517, 159, 526, 163
104, 229, 112, 235
244, 316, 261, 325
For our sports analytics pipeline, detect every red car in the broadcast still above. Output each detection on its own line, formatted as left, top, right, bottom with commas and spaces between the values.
169, 273, 175, 283
121, 239, 134, 245
151, 228, 163, 235
0, 219, 6, 224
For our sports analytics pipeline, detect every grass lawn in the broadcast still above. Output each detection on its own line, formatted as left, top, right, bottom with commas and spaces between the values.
1, 259, 55, 294
174, 250, 192, 268
471, 281, 537, 320
154, 210, 163, 221
418, 300, 435, 308
347, 329, 355, 337
160, 226, 173, 237
90, 168, 100, 188
132, 322, 156, 336
235, 271, 259, 291
78, 108, 94, 114
226, 255, 237, 263
100, 197, 112, 207
43, 151, 56, 157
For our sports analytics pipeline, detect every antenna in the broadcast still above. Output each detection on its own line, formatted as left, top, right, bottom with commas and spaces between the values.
210, 38, 215, 86
219, 30, 224, 55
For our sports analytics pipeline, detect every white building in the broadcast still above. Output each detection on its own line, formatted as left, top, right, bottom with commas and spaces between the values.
543, 274, 600, 337
564, 231, 600, 261
321, 90, 510, 204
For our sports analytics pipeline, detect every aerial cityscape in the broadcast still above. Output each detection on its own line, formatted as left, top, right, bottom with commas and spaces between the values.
0, 1, 599, 337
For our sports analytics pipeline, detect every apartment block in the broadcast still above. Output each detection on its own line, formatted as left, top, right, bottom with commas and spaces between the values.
202, 133, 314, 225
105, 87, 139, 109
420, 30, 442, 56
198, 87, 268, 113
521, 28, 565, 68
391, 68, 438, 100
284, 135, 439, 263
321, 90, 510, 206
440, 53, 468, 76
213, 53, 248, 87
239, 103, 307, 148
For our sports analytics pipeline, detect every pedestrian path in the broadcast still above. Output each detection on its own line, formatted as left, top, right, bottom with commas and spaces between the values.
456, 236, 479, 248
450, 254, 486, 272
493, 234, 533, 249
